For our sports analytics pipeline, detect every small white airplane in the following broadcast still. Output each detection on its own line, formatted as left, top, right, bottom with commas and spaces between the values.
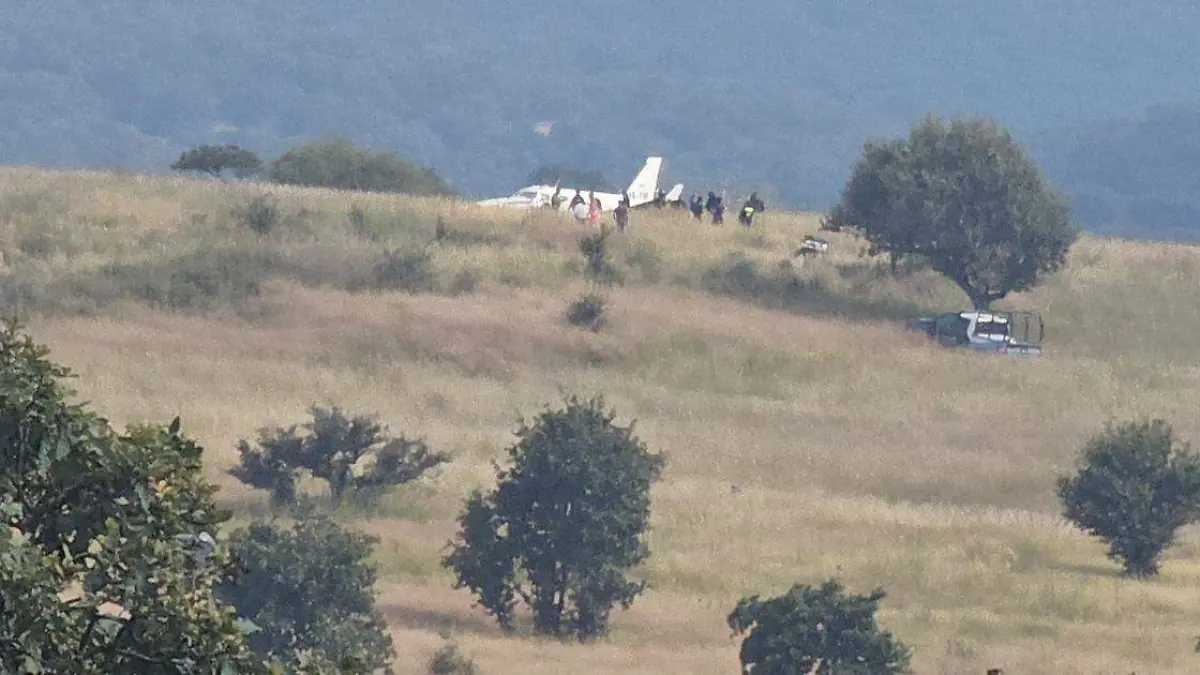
476, 157, 683, 213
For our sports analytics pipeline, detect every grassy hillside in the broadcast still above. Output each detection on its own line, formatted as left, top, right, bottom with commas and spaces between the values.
5, 2, 1200, 236
4, 167, 1200, 673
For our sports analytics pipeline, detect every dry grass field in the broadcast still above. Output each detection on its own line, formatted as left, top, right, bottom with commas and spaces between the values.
4, 165, 1200, 673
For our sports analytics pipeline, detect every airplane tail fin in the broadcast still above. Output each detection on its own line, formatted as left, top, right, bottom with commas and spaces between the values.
625, 157, 663, 205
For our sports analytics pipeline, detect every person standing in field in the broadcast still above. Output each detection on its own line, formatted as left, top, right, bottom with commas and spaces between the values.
588, 192, 602, 226
614, 196, 630, 232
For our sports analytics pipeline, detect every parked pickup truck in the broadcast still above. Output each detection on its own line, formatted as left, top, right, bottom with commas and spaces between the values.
905, 310, 1044, 357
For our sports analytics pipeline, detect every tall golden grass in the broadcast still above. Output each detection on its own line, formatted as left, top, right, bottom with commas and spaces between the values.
5, 166, 1200, 673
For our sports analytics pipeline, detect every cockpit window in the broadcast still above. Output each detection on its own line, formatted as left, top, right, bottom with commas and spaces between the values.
517, 189, 539, 199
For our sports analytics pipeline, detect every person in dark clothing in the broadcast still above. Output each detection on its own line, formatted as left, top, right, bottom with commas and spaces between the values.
569, 192, 585, 209
711, 195, 725, 225
689, 194, 704, 220
550, 186, 566, 209
738, 192, 765, 227
705, 191, 719, 215
614, 199, 630, 232
738, 201, 755, 227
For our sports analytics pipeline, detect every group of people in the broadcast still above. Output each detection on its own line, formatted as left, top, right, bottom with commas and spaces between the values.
560, 189, 632, 231
687, 191, 766, 227
545, 185, 766, 233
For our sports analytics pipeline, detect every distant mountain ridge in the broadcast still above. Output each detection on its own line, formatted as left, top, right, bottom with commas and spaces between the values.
2, 1, 1199, 238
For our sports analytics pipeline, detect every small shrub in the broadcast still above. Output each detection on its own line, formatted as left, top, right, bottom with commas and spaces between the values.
1057, 419, 1200, 578
579, 229, 619, 285
442, 395, 666, 642
566, 292, 606, 331
701, 253, 765, 298
229, 405, 451, 509
17, 230, 58, 259
428, 640, 478, 675
623, 240, 664, 283
371, 248, 437, 292
348, 205, 369, 236
236, 195, 281, 236
449, 268, 480, 295
728, 579, 912, 675
75, 247, 277, 312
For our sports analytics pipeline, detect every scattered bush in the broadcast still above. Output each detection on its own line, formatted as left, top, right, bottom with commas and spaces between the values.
347, 205, 371, 239
622, 239, 664, 283
1057, 419, 1200, 578
371, 248, 437, 293
229, 405, 451, 509
218, 516, 396, 673
428, 640, 478, 675
448, 268, 480, 295
701, 252, 766, 299
728, 579, 912, 675
566, 292, 606, 331
76, 247, 278, 312
579, 229, 619, 285
235, 194, 282, 236
442, 395, 665, 642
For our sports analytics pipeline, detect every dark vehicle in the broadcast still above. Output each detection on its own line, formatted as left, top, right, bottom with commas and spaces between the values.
906, 310, 1044, 357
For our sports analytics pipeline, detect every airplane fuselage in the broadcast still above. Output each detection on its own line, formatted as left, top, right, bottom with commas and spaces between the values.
477, 157, 670, 214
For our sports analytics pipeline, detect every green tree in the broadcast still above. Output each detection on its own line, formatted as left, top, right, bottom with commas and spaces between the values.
1057, 419, 1200, 578
230, 405, 450, 509
171, 144, 263, 178
218, 516, 396, 674
727, 579, 912, 675
442, 395, 665, 642
824, 115, 1079, 309
0, 318, 273, 673
269, 137, 457, 196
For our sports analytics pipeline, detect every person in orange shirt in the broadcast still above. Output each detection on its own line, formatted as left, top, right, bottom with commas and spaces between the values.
587, 191, 601, 225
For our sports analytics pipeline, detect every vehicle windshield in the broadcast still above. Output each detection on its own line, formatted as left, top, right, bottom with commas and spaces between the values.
973, 320, 1010, 338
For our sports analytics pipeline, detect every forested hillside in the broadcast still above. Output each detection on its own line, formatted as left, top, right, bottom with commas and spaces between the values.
2, 1, 1199, 237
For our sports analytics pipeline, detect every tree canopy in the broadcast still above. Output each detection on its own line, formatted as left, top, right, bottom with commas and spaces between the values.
218, 516, 396, 673
0, 318, 271, 673
170, 144, 262, 178
728, 579, 912, 675
1057, 420, 1200, 578
825, 116, 1079, 309
268, 138, 457, 196
442, 395, 665, 642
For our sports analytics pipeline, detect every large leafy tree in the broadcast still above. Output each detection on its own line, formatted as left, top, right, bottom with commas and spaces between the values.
727, 579, 912, 675
218, 516, 396, 674
0, 318, 274, 673
1057, 419, 1200, 578
269, 137, 457, 196
442, 395, 665, 642
825, 115, 1079, 309
170, 144, 263, 179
